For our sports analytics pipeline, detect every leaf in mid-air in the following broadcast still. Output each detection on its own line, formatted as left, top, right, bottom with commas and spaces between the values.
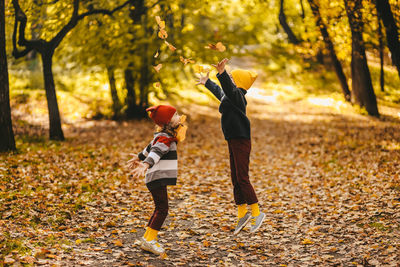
180, 56, 195, 65
153, 64, 162, 72
205, 42, 226, 52
158, 29, 168, 39
164, 40, 176, 52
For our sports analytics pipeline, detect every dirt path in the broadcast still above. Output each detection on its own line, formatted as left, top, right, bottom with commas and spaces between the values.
15, 93, 397, 266
2, 63, 400, 266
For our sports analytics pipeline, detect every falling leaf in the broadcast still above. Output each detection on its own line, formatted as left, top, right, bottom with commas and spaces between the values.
205, 42, 226, 52
158, 29, 168, 39
153, 64, 162, 73
180, 56, 195, 65
164, 40, 176, 52
155, 16, 165, 29
154, 50, 159, 58
193, 64, 211, 73
215, 42, 226, 52
153, 82, 161, 89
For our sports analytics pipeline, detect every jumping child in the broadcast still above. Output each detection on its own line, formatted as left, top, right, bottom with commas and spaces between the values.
196, 58, 265, 235
128, 105, 187, 255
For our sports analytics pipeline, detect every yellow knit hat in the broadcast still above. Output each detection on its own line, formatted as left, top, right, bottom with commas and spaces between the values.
231, 69, 258, 90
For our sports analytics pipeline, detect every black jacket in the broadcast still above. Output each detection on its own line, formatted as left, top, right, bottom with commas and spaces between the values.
204, 70, 250, 140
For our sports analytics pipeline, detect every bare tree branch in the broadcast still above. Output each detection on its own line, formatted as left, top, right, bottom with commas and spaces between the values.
50, 0, 130, 49
12, 0, 43, 58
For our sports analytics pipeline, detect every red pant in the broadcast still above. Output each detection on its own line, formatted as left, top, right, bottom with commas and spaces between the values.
228, 139, 258, 205
147, 186, 169, 231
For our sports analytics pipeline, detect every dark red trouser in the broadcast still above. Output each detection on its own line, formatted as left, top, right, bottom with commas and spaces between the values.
147, 186, 169, 231
228, 138, 258, 205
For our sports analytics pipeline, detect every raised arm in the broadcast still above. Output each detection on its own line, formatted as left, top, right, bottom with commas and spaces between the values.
196, 71, 224, 101
212, 58, 242, 103
204, 79, 225, 101
217, 70, 241, 101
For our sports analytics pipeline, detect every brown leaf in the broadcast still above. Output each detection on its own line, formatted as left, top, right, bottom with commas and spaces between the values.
164, 40, 176, 52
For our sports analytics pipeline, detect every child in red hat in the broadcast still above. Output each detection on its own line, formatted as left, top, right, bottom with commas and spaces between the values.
196, 58, 265, 235
127, 105, 187, 256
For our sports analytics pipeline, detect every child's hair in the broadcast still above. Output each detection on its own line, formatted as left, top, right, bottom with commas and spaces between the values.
156, 122, 177, 137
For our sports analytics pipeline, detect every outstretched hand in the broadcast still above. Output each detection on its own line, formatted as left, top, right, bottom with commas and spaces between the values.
212, 58, 229, 74
196, 71, 210, 85
131, 162, 149, 179
127, 154, 140, 169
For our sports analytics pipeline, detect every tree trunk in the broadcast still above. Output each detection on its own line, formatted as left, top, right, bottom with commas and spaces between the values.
374, 0, 400, 79
106, 66, 121, 120
344, 0, 379, 117
124, 68, 139, 119
12, 0, 130, 140
139, 53, 149, 109
279, 0, 301, 44
0, 0, 16, 152
378, 18, 384, 92
126, 0, 147, 118
307, 0, 351, 101
41, 51, 65, 140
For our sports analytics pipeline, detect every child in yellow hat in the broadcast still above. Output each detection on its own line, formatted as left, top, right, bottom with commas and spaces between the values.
196, 58, 265, 235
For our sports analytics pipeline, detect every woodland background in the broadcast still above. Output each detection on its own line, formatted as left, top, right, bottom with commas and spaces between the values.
0, 0, 400, 266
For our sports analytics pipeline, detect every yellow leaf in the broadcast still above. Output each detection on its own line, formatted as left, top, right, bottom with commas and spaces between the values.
153, 64, 162, 73
46, 254, 57, 259
75, 239, 82, 245
216, 42, 226, 52
154, 50, 159, 58
301, 238, 314, 245
4, 257, 15, 264
180, 56, 195, 65
155, 16, 165, 29
21, 256, 35, 264
203, 240, 211, 247
193, 64, 210, 74
113, 239, 123, 247
158, 29, 168, 39
221, 225, 231, 232
205, 42, 226, 52
159, 252, 168, 259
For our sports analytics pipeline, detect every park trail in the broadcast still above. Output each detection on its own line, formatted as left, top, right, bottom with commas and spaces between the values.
3, 58, 400, 266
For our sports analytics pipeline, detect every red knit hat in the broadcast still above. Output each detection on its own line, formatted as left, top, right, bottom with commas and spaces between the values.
146, 105, 177, 126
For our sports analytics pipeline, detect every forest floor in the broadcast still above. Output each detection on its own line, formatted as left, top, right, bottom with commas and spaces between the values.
2, 63, 400, 266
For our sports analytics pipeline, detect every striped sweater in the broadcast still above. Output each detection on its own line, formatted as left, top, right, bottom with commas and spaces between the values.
138, 132, 178, 190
